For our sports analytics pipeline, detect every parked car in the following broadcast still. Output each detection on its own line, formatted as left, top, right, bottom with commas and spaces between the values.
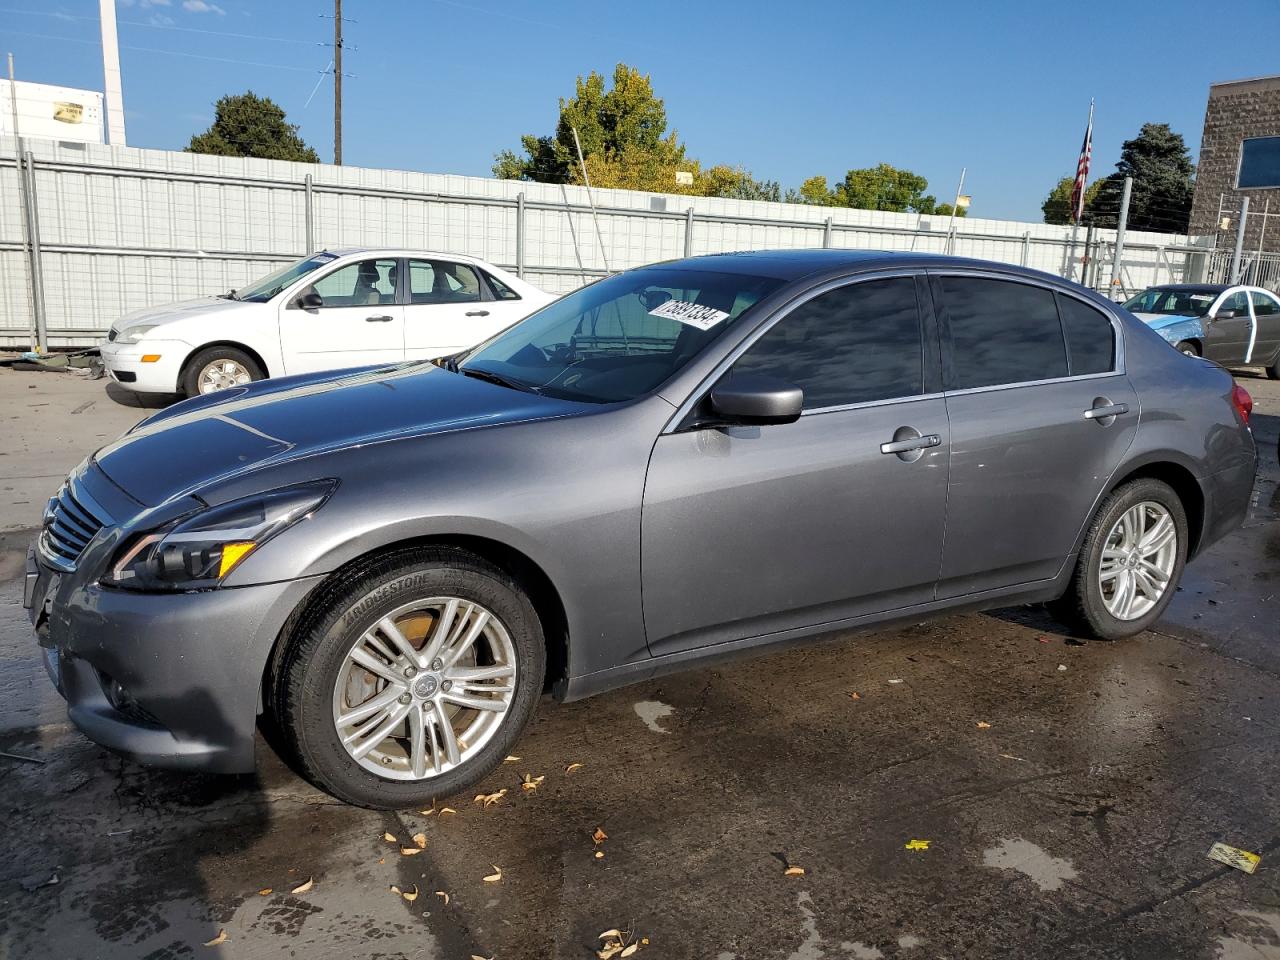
28, 251, 1256, 808
98, 248, 554, 397
1122, 283, 1280, 378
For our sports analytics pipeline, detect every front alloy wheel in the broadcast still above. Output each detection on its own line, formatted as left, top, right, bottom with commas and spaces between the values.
273, 548, 545, 808
333, 598, 518, 780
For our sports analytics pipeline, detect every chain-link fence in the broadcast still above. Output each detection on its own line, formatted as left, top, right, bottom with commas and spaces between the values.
1, 136, 1216, 349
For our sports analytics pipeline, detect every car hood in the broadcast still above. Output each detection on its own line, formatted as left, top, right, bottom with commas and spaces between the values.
1132, 312, 1197, 330
92, 364, 588, 507
112, 296, 252, 336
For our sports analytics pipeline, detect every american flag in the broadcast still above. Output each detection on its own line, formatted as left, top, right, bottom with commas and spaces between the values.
1070, 100, 1095, 223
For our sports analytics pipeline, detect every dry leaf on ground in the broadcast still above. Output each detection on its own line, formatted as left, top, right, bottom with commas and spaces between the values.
565, 762, 584, 773
475, 789, 508, 808
203, 929, 229, 947
401, 847, 422, 856
412, 832, 427, 849
383, 831, 397, 842
521, 773, 545, 792
435, 890, 450, 904
291, 877, 313, 894
503, 755, 521, 763
439, 806, 457, 816
256, 888, 272, 896
976, 721, 992, 729
784, 866, 806, 876
592, 826, 608, 845
849, 691, 861, 700
483, 865, 503, 882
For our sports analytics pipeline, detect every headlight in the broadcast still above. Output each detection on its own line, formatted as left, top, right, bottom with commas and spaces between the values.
115, 324, 158, 344
103, 480, 336, 591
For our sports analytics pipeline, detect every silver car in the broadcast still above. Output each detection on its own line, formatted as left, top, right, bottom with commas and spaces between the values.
26, 251, 1257, 808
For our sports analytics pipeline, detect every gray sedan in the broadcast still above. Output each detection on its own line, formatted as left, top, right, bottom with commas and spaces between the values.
26, 251, 1257, 808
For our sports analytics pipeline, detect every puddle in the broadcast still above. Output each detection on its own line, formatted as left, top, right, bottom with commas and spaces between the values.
785, 892, 884, 960
633, 700, 675, 734
982, 838, 1078, 891
1216, 911, 1280, 960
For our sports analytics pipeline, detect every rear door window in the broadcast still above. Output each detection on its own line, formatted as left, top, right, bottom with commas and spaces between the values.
939, 276, 1068, 389
1056, 295, 1116, 376
408, 260, 484, 305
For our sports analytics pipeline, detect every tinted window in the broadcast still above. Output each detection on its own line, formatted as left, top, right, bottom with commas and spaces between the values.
1250, 291, 1278, 316
408, 259, 482, 304
941, 277, 1067, 389
731, 277, 923, 409
485, 271, 522, 301
309, 258, 398, 307
1221, 291, 1249, 315
1057, 295, 1115, 375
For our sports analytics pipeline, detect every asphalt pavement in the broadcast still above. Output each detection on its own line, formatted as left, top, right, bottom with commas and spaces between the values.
0, 366, 1277, 960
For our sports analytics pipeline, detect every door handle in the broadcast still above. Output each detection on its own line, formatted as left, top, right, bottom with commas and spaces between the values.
1083, 402, 1129, 420
880, 434, 941, 455
365, 315, 394, 323
465, 310, 490, 317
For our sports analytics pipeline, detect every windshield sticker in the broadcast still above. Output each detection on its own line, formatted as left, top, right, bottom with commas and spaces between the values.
648, 299, 731, 330
1190, 294, 1213, 302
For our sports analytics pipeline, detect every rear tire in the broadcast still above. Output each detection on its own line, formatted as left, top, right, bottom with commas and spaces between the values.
1174, 341, 1200, 358
1052, 478, 1188, 640
181, 346, 264, 397
271, 548, 545, 809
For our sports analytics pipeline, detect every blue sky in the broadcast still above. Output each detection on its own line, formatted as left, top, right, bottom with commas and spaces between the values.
4, 0, 1279, 221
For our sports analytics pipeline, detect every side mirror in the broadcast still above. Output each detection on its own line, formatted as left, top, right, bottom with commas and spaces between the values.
293, 290, 323, 310
1214, 308, 1238, 320
709, 373, 803, 425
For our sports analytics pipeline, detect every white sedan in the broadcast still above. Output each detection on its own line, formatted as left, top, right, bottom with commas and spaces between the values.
99, 249, 555, 396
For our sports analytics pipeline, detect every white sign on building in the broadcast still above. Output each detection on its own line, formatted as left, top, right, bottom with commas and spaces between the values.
0, 79, 106, 145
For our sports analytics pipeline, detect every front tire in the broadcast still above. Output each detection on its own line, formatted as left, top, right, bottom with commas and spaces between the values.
1174, 341, 1200, 358
272, 549, 545, 808
1054, 478, 1188, 640
181, 346, 264, 397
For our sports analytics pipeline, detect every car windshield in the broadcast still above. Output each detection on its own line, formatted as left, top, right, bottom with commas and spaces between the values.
1123, 288, 1218, 317
458, 267, 783, 403
232, 252, 341, 303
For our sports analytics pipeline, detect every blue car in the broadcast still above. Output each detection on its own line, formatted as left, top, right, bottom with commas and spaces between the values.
1123, 283, 1280, 378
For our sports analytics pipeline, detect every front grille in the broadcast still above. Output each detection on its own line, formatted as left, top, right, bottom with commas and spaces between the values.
38, 479, 111, 572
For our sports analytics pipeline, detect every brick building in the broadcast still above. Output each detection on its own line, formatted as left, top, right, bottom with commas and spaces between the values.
1190, 75, 1280, 254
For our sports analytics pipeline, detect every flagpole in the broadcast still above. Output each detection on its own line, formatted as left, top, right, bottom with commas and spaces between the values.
945, 167, 965, 255
1074, 98, 1094, 225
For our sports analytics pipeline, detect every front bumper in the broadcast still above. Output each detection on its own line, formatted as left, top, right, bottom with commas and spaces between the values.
99, 338, 188, 393
27, 545, 322, 774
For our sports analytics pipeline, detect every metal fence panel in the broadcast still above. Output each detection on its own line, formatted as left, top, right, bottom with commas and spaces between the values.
1, 136, 1215, 347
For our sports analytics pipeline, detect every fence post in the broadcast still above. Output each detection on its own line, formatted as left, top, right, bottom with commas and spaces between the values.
1021, 231, 1030, 266
1110, 175, 1133, 295
684, 207, 694, 258
1083, 222, 1096, 288
823, 216, 833, 248
515, 191, 526, 278
303, 173, 314, 254
21, 150, 47, 351
1230, 196, 1250, 284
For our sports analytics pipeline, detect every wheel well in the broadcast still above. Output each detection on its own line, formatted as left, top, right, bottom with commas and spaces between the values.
264, 535, 570, 708
1176, 338, 1202, 355
1110, 462, 1205, 556
180, 341, 271, 382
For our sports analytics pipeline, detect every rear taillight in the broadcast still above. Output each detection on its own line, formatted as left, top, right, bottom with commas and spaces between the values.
1231, 383, 1253, 426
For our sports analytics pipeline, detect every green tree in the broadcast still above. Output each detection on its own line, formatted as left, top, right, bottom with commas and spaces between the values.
934, 202, 968, 218
1042, 176, 1102, 224
186, 91, 319, 162
837, 163, 937, 213
788, 175, 839, 206
1090, 123, 1195, 232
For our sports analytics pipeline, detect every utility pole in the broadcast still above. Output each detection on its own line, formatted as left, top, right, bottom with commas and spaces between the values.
945, 167, 965, 255
99, 0, 126, 145
1230, 196, 1250, 284
1110, 175, 1132, 296
333, 0, 342, 165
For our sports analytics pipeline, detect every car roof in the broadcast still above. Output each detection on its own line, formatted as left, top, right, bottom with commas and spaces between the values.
637, 249, 1071, 282
1143, 283, 1231, 293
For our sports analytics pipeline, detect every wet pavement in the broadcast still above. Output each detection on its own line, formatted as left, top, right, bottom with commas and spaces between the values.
0, 368, 1278, 960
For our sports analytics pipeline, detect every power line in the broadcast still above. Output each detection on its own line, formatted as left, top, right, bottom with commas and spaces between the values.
0, 6, 323, 46
1, 29, 325, 73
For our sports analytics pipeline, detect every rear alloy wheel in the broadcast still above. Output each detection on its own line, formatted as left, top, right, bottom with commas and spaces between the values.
1054, 478, 1188, 640
274, 549, 544, 808
181, 346, 264, 397
1174, 341, 1199, 358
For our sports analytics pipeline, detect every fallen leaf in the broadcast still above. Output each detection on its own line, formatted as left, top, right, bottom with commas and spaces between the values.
621, 944, 639, 958
598, 929, 624, 940
598, 948, 622, 960
439, 807, 457, 816
383, 831, 397, 842
475, 789, 508, 808
999, 753, 1028, 762
595, 851, 605, 859
390, 884, 402, 895
976, 721, 992, 729
203, 929, 229, 947
592, 826, 608, 845
257, 887, 272, 896
784, 866, 805, 876
904, 839, 931, 851
404, 883, 419, 902
503, 755, 522, 763
401, 847, 422, 856
1057, 664, 1068, 672
887, 678, 904, 684
521, 773, 546, 792
471, 955, 494, 960
377, 857, 385, 864
642, 939, 650, 946
565, 762, 584, 774
412, 832, 427, 848
435, 890, 450, 905
483, 865, 503, 883
849, 691, 861, 700
291, 877, 313, 894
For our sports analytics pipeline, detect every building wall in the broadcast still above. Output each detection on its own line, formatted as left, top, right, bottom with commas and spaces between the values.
1190, 75, 1280, 252
1, 137, 1211, 348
